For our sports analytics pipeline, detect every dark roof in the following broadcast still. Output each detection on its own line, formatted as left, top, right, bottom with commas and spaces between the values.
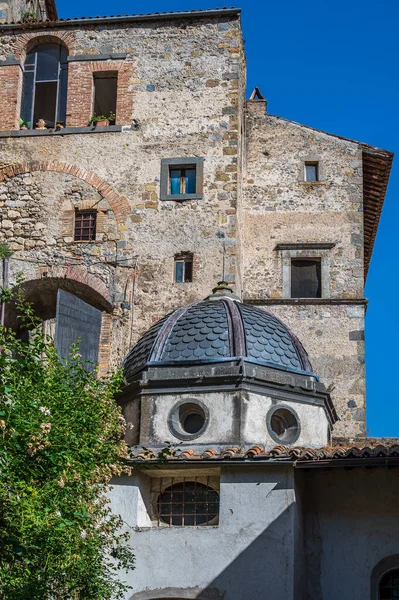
0, 7, 240, 28
130, 442, 399, 468
123, 289, 314, 382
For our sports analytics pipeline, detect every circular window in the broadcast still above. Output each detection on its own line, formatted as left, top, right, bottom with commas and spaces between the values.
267, 405, 300, 444
168, 400, 209, 440
158, 481, 219, 526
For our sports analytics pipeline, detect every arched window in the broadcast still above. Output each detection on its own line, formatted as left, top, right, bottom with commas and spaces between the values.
157, 481, 219, 526
379, 569, 399, 599
20, 43, 68, 129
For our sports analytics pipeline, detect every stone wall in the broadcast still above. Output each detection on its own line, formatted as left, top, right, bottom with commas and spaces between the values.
0, 12, 245, 373
243, 108, 366, 438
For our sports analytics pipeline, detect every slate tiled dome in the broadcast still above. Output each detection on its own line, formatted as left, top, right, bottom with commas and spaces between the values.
124, 285, 315, 382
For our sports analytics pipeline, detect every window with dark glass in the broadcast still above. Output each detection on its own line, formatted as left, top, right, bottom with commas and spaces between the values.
157, 481, 219, 526
20, 43, 68, 130
291, 259, 321, 298
305, 162, 319, 182
379, 569, 399, 600
93, 72, 117, 122
74, 211, 97, 241
174, 253, 193, 283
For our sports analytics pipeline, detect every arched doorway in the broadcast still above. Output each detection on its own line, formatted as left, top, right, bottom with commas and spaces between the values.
4, 277, 112, 370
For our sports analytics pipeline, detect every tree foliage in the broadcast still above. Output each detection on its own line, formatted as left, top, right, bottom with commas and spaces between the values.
0, 291, 135, 599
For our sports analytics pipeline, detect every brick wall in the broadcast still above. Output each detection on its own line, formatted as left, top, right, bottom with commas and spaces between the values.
0, 64, 21, 130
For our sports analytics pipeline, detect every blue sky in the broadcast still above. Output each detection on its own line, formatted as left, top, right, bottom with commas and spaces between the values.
58, 0, 398, 436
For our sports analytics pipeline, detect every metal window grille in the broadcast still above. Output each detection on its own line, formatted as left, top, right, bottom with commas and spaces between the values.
291, 258, 321, 298
380, 569, 399, 599
152, 477, 219, 526
74, 211, 97, 241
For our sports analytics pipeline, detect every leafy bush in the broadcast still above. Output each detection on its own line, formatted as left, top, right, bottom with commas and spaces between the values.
0, 291, 135, 599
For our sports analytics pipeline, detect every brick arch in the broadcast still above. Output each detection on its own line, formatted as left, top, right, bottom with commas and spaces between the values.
13, 30, 76, 59
0, 161, 130, 223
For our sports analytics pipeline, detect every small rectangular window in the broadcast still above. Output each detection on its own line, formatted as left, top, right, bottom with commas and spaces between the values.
93, 73, 117, 122
169, 166, 197, 195
305, 162, 319, 182
160, 158, 204, 201
175, 254, 193, 283
291, 259, 321, 298
74, 211, 97, 242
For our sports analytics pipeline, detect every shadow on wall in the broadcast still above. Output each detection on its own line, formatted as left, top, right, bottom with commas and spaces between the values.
127, 505, 298, 600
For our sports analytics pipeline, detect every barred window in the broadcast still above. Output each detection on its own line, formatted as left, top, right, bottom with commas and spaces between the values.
74, 211, 97, 241
155, 479, 219, 526
379, 569, 399, 599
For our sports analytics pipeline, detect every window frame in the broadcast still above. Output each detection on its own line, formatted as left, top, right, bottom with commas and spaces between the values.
276, 243, 335, 299
93, 71, 118, 123
174, 252, 194, 283
371, 556, 399, 600
20, 42, 68, 130
290, 257, 322, 299
74, 210, 97, 242
160, 157, 204, 201
305, 161, 319, 182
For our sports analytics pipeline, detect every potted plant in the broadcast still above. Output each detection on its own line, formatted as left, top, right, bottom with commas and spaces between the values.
88, 112, 116, 128
88, 113, 109, 127
56, 120, 65, 130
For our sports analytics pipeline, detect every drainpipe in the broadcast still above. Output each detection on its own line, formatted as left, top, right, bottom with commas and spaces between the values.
0, 256, 9, 328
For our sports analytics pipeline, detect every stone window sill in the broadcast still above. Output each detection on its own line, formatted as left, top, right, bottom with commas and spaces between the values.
0, 125, 124, 138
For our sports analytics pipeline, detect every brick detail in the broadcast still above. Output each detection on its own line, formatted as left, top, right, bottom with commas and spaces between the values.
13, 31, 76, 58
98, 313, 113, 377
0, 64, 22, 130
0, 161, 130, 222
67, 60, 135, 127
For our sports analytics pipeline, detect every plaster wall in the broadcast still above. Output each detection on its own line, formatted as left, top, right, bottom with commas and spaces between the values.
110, 465, 298, 600
302, 467, 399, 600
139, 389, 330, 449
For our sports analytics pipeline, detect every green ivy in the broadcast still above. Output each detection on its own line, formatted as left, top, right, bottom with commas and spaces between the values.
0, 290, 135, 599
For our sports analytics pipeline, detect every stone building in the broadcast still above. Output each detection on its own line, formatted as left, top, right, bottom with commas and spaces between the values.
0, 4, 397, 600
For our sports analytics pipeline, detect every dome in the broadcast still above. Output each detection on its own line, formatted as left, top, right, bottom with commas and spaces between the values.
123, 284, 315, 383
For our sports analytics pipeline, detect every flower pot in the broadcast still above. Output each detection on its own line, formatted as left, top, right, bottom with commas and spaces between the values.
96, 119, 109, 127
56, 124, 64, 130
20, 126, 28, 131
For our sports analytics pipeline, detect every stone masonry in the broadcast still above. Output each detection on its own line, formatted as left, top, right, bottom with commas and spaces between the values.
0, 9, 393, 439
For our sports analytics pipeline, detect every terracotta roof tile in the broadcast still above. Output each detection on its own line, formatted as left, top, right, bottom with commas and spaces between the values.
129, 441, 399, 466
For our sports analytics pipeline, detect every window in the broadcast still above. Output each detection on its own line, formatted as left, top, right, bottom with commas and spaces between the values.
291, 258, 321, 298
168, 399, 209, 440
93, 72, 117, 122
305, 162, 319, 182
20, 43, 68, 129
174, 253, 193, 283
157, 481, 219, 526
379, 570, 399, 599
74, 211, 97, 241
267, 405, 301, 445
160, 157, 204, 200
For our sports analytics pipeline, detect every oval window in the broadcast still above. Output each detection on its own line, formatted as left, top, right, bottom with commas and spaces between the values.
267, 406, 300, 444
168, 400, 209, 440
